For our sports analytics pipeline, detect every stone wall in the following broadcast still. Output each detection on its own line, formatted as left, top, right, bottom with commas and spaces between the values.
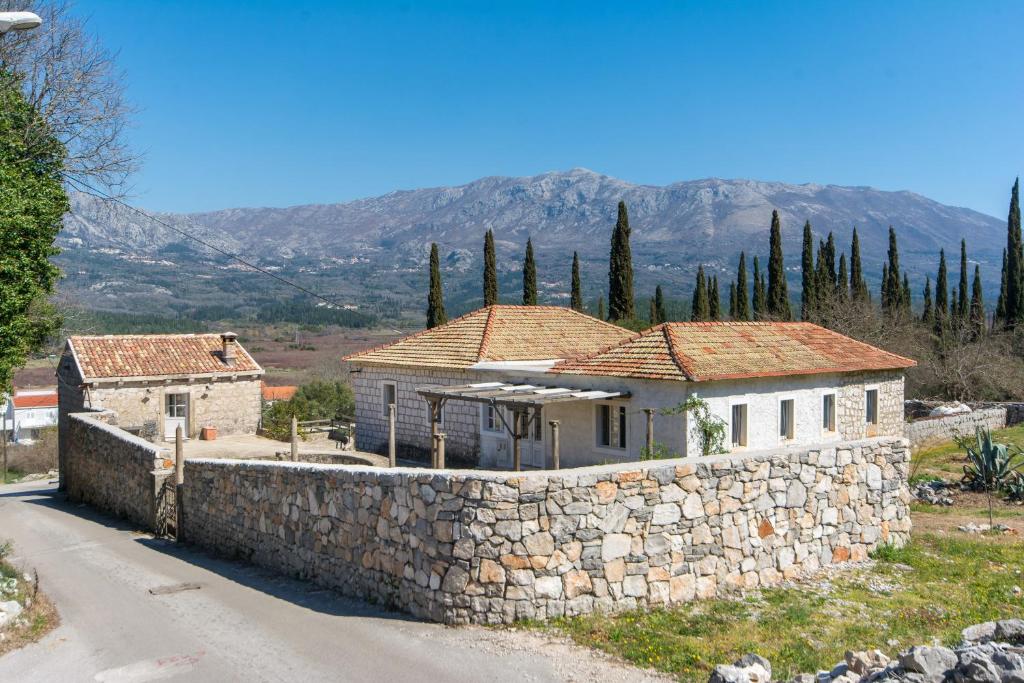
181, 436, 911, 625
64, 411, 175, 531
904, 408, 1006, 450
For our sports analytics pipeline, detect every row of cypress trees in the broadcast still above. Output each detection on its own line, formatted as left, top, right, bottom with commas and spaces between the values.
426, 179, 1019, 332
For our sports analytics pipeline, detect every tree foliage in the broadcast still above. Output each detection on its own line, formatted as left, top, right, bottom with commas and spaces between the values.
570, 251, 583, 312
607, 201, 635, 321
522, 237, 537, 305
766, 210, 791, 320
483, 228, 498, 306
426, 242, 447, 328
0, 73, 68, 393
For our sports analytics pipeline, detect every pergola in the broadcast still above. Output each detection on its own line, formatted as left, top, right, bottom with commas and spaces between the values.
411, 381, 636, 470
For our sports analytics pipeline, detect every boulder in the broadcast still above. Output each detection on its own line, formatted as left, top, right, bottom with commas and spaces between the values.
994, 618, 1024, 645
962, 621, 998, 644
708, 654, 771, 683
898, 645, 957, 680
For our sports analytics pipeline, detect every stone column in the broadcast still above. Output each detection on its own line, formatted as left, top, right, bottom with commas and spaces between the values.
388, 403, 397, 468
644, 409, 655, 453
175, 425, 184, 541
549, 420, 560, 470
435, 432, 446, 469
290, 416, 299, 461
512, 410, 522, 472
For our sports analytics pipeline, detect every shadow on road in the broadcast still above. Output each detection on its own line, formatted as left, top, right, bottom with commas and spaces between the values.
136, 536, 419, 623
2, 481, 420, 624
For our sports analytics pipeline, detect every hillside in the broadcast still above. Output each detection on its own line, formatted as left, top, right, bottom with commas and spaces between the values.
56, 168, 1005, 323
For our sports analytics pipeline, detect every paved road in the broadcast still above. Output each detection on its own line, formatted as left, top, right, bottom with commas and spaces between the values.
0, 480, 661, 683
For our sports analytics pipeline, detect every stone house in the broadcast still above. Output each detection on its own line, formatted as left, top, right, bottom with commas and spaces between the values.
2, 388, 58, 443
344, 305, 915, 469
57, 332, 263, 486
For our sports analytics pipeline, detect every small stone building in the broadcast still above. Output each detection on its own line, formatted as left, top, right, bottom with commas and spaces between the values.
344, 305, 916, 469
57, 332, 263, 487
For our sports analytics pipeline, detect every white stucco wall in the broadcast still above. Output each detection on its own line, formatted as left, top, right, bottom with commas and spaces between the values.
350, 363, 905, 470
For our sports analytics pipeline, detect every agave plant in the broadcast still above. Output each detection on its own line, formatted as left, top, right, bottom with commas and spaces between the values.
958, 427, 1024, 492
1005, 473, 1024, 503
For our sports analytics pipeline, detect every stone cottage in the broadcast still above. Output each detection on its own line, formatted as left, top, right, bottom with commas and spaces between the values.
57, 332, 263, 486
344, 305, 915, 468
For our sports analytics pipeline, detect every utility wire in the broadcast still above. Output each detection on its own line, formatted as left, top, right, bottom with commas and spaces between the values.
64, 176, 353, 311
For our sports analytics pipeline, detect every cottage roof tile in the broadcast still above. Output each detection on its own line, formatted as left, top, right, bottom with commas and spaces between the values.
68, 333, 262, 380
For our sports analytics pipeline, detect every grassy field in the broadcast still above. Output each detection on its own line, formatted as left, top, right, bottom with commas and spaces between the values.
543, 432, 1024, 682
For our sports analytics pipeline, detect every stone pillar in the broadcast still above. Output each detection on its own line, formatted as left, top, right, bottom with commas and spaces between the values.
549, 420, 560, 470
435, 432, 445, 470
429, 398, 440, 469
388, 403, 397, 468
175, 425, 184, 542
290, 416, 299, 461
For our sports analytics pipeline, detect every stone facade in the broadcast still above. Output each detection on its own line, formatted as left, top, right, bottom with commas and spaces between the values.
352, 366, 486, 463
904, 408, 1007, 450
181, 436, 911, 625
64, 410, 175, 531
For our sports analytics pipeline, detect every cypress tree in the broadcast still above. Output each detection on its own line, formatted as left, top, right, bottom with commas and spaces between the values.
801, 220, 816, 321
483, 229, 498, 306
996, 248, 1008, 325
709, 275, 721, 321
597, 296, 605, 321
729, 282, 737, 319
970, 264, 985, 336
922, 277, 933, 324
880, 263, 889, 310
766, 210, 791, 320
654, 285, 667, 324
902, 273, 911, 316
426, 243, 447, 329
934, 249, 948, 337
1005, 178, 1023, 328
752, 256, 767, 321
850, 227, 868, 302
957, 239, 969, 321
735, 252, 750, 321
522, 238, 537, 305
648, 297, 657, 325
691, 266, 710, 321
836, 254, 849, 310
570, 251, 583, 312
608, 200, 635, 321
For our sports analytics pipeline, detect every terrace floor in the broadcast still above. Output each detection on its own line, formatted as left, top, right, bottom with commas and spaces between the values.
175, 433, 388, 467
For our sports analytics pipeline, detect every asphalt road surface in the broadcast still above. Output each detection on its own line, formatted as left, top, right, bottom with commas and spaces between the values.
0, 479, 665, 683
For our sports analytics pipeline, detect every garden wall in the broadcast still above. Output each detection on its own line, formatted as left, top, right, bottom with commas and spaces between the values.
181, 436, 911, 625
903, 408, 1006, 450
64, 411, 175, 531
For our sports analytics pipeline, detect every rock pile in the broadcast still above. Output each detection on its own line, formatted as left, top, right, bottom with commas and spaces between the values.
708, 619, 1024, 683
911, 480, 954, 506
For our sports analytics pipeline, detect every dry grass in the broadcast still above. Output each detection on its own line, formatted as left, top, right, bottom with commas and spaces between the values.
0, 545, 59, 657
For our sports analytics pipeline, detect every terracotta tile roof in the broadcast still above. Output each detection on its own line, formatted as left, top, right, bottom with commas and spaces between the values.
261, 383, 297, 401
342, 305, 634, 369
551, 322, 916, 381
68, 333, 263, 381
12, 391, 58, 409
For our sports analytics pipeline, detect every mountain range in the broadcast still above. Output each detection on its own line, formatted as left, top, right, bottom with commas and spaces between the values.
57, 168, 1006, 323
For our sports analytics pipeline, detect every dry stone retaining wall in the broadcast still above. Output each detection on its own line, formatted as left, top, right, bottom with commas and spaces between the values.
181, 436, 911, 624
65, 411, 175, 531
904, 408, 1006, 450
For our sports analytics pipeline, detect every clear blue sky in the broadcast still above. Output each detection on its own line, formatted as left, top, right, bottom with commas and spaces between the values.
77, 0, 1023, 216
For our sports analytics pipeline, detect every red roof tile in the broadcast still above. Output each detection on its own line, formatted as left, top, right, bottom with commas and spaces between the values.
68, 334, 263, 380
551, 322, 916, 381
12, 392, 58, 409
261, 383, 297, 401
343, 306, 634, 369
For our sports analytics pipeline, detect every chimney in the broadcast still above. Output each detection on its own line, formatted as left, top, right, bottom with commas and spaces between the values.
220, 332, 238, 366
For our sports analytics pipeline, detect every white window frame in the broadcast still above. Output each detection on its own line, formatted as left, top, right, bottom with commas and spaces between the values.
821, 392, 837, 435
381, 381, 397, 418
481, 404, 503, 433
729, 402, 748, 449
594, 402, 627, 451
864, 386, 879, 426
778, 397, 796, 442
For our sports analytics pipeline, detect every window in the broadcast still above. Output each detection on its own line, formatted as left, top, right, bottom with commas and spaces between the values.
596, 404, 626, 449
822, 394, 836, 432
165, 393, 188, 418
382, 382, 396, 417
779, 399, 795, 440
532, 408, 543, 441
483, 405, 502, 432
730, 404, 748, 448
865, 389, 878, 425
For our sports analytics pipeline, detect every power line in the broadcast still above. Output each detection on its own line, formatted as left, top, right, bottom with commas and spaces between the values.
64, 176, 352, 311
